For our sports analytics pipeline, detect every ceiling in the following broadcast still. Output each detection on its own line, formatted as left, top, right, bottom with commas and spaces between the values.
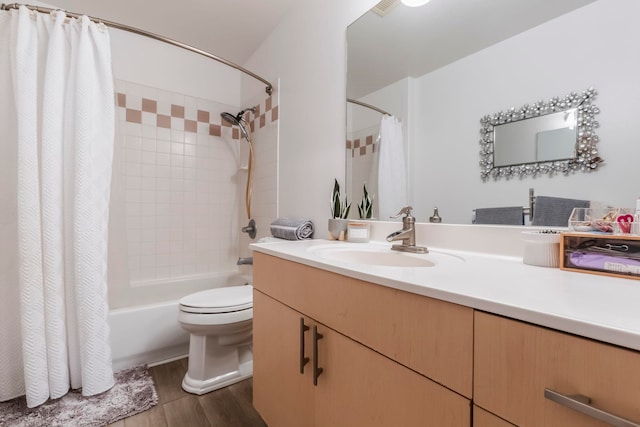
347, 0, 598, 99
40, 0, 299, 66
35, 0, 598, 98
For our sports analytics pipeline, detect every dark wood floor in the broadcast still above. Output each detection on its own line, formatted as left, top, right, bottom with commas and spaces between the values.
109, 358, 267, 427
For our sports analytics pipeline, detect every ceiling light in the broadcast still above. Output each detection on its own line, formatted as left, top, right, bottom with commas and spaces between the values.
401, 0, 431, 7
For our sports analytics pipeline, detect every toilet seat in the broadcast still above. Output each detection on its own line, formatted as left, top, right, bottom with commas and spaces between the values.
179, 285, 253, 314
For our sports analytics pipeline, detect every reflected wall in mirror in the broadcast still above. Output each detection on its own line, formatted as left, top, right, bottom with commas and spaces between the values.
480, 88, 602, 179
347, 0, 640, 224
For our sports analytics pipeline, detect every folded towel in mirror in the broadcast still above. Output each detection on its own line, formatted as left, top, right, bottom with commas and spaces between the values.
270, 218, 314, 240
532, 196, 590, 227
474, 206, 524, 225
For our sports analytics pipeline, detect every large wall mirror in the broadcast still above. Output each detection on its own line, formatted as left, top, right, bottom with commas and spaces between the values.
480, 88, 602, 179
346, 0, 640, 224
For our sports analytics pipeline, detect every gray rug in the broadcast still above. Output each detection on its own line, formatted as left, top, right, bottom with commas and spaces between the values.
0, 365, 158, 427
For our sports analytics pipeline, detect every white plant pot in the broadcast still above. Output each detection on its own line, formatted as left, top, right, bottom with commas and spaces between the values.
328, 218, 349, 241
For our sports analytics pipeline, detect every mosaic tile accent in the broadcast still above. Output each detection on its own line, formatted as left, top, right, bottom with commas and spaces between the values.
116, 91, 278, 140
142, 98, 157, 113
346, 133, 377, 157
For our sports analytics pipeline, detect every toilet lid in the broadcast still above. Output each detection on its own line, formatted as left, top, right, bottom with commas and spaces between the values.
179, 285, 253, 314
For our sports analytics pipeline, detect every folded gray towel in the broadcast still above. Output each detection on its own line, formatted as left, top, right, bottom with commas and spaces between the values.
475, 206, 524, 225
270, 218, 314, 240
532, 196, 590, 227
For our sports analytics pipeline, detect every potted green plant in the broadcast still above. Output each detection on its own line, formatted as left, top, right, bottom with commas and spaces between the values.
328, 179, 351, 240
357, 184, 373, 219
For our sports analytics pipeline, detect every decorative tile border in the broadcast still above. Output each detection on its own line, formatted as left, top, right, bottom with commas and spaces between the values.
117, 92, 278, 140
346, 134, 376, 157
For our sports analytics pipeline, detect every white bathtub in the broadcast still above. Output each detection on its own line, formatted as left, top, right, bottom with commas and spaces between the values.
108, 271, 250, 371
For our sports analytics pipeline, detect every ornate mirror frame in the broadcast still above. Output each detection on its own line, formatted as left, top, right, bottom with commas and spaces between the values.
479, 87, 602, 180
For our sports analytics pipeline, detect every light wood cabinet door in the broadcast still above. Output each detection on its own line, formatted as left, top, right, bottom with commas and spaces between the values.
474, 311, 640, 427
473, 406, 516, 427
253, 252, 473, 398
253, 290, 314, 427
253, 289, 471, 427
314, 322, 471, 427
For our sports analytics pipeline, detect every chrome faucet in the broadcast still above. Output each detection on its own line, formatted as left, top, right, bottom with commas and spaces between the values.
386, 206, 429, 254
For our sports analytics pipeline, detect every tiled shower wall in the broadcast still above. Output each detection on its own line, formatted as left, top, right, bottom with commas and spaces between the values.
114, 80, 278, 283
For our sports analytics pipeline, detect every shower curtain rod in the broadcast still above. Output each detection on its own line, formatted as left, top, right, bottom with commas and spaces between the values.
0, 2, 274, 95
347, 98, 391, 116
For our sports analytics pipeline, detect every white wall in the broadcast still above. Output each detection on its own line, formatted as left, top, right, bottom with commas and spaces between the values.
244, 0, 378, 233
410, 0, 640, 223
109, 29, 241, 105
34, 1, 241, 103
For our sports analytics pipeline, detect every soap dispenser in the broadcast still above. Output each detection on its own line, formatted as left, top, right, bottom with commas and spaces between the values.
429, 207, 442, 223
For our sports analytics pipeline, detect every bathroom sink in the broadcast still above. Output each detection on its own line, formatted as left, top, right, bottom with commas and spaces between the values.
308, 243, 464, 268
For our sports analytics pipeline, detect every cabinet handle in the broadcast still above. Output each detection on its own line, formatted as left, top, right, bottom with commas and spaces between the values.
544, 388, 640, 427
299, 318, 309, 374
312, 325, 323, 386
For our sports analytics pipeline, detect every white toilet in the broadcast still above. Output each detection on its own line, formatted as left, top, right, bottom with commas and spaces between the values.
178, 284, 253, 395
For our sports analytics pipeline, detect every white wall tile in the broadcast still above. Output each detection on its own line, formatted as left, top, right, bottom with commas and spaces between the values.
141, 112, 155, 126
184, 144, 197, 157
157, 153, 171, 166
183, 134, 197, 147
157, 128, 171, 141
125, 122, 142, 137
142, 151, 156, 165
141, 164, 156, 178
171, 129, 185, 143
142, 125, 156, 139
171, 154, 184, 167
170, 117, 182, 130
184, 156, 197, 170
170, 142, 184, 155
127, 95, 142, 111
142, 138, 156, 152
156, 140, 171, 153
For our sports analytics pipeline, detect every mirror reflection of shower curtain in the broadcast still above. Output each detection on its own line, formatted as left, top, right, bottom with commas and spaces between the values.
377, 115, 407, 220
367, 134, 380, 219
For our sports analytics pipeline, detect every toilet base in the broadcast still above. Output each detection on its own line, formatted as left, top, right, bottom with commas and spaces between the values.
182, 359, 253, 395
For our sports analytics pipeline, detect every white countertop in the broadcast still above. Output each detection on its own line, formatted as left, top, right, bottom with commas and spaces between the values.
250, 238, 640, 352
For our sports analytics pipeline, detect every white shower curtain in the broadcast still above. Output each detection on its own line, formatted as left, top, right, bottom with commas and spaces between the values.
377, 115, 408, 220
0, 6, 115, 407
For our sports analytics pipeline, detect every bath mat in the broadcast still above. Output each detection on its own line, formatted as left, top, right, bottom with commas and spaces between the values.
0, 364, 158, 427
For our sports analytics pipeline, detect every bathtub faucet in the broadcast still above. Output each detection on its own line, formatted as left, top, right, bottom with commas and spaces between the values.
237, 257, 253, 265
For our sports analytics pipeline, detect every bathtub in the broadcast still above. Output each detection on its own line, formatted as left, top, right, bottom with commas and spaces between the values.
108, 271, 250, 371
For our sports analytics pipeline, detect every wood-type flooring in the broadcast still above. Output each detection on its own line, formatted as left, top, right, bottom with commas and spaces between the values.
108, 358, 267, 427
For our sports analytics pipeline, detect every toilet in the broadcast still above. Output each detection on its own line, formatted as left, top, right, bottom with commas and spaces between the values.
178, 284, 253, 395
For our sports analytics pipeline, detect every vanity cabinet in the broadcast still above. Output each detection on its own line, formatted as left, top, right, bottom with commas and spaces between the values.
252, 253, 473, 427
473, 406, 516, 427
474, 311, 640, 427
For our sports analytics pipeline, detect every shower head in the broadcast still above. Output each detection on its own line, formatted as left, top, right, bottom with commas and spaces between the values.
220, 107, 256, 141
220, 112, 241, 127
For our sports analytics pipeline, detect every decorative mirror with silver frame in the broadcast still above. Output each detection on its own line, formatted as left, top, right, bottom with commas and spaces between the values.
479, 87, 602, 180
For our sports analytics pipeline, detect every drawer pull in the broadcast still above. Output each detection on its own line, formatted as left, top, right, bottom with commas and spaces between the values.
544, 388, 640, 427
299, 318, 309, 374
312, 325, 323, 386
